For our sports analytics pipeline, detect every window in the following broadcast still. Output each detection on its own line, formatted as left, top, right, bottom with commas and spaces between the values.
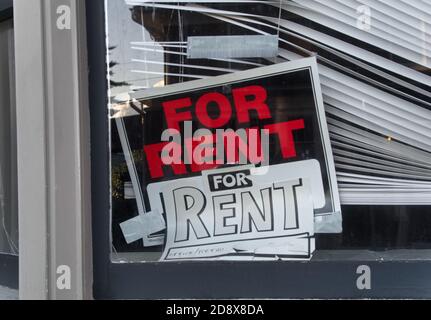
0, 18, 17, 257
94, 0, 431, 298
0, 12, 18, 291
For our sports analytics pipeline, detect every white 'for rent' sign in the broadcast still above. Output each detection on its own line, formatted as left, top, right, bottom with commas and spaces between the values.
148, 160, 324, 261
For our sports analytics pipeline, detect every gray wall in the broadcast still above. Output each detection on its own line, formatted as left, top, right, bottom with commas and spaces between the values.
15, 0, 92, 299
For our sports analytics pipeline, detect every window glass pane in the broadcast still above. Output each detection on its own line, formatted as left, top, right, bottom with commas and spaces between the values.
0, 19, 18, 256
106, 0, 431, 263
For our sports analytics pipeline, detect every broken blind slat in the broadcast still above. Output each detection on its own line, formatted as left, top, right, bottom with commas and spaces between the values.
288, 0, 431, 66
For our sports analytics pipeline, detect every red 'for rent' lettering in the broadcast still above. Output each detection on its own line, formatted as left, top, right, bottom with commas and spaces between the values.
144, 120, 305, 179
143, 85, 306, 179
162, 85, 272, 131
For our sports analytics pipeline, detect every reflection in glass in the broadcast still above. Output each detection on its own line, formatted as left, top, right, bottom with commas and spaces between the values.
106, 1, 431, 262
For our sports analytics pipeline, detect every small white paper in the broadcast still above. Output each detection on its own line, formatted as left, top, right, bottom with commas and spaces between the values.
140, 209, 166, 236
143, 234, 166, 247
120, 216, 145, 244
120, 210, 166, 245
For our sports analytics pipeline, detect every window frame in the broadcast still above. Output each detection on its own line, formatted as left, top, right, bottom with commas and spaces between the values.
0, 0, 12, 23
88, 0, 431, 299
0, 0, 18, 290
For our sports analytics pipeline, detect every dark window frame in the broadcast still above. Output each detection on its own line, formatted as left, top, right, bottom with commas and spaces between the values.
0, 0, 12, 23
88, 0, 431, 299
0, 0, 17, 290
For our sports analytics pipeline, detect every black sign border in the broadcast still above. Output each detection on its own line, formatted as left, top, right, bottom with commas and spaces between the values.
130, 59, 341, 218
